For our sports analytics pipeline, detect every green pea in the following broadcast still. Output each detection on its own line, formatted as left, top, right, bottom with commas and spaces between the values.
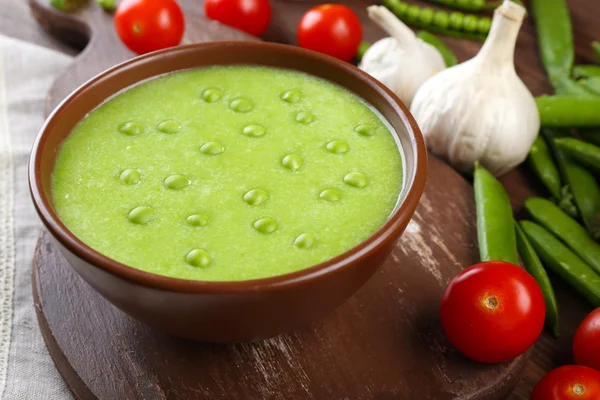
186, 249, 211, 268
253, 218, 278, 234
355, 124, 375, 137
242, 124, 266, 138
281, 154, 302, 172
119, 122, 143, 136
419, 8, 434, 26
393, 1, 409, 16
164, 174, 189, 190
201, 88, 223, 103
294, 233, 317, 249
326, 140, 349, 154
477, 17, 492, 33
343, 172, 368, 188
128, 206, 155, 225
187, 214, 209, 227
474, 163, 519, 265
157, 120, 180, 134
449, 12, 464, 31
406, 5, 421, 22
119, 169, 141, 185
320, 189, 341, 202
200, 141, 224, 155
463, 15, 478, 33
471, 0, 485, 9
456, 0, 470, 9
433, 11, 450, 30
229, 98, 254, 113
295, 111, 315, 124
281, 89, 302, 104
243, 189, 269, 206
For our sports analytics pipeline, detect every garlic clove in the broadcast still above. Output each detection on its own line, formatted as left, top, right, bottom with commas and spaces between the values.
359, 6, 445, 106
410, 0, 539, 176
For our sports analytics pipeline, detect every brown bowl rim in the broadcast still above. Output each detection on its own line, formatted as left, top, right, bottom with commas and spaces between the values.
29, 41, 427, 294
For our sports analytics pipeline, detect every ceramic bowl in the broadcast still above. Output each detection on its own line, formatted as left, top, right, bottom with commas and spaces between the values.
29, 42, 427, 342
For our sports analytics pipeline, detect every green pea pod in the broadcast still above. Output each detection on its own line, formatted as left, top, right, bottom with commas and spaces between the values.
555, 137, 600, 173
542, 129, 578, 218
356, 42, 371, 62
382, 0, 489, 41
573, 65, 600, 79
528, 136, 562, 199
474, 163, 519, 265
520, 220, 600, 307
423, 0, 501, 12
515, 223, 559, 337
530, 0, 574, 80
525, 197, 600, 273
416, 31, 458, 67
537, 96, 600, 128
579, 130, 600, 147
594, 41, 600, 63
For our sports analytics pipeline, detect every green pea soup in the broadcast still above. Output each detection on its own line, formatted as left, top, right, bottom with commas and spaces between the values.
52, 66, 404, 281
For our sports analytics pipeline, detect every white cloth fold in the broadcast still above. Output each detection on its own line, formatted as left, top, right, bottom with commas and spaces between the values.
0, 34, 72, 399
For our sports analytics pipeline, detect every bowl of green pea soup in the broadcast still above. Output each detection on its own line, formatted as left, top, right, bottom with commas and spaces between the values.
29, 42, 426, 341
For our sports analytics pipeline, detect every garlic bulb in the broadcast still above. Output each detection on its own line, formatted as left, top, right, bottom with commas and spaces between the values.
359, 6, 445, 106
410, 0, 539, 176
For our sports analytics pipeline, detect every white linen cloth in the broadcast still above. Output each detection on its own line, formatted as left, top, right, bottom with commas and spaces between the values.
0, 34, 73, 399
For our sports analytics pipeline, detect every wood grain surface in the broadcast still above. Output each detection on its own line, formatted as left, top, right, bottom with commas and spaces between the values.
2, 0, 596, 398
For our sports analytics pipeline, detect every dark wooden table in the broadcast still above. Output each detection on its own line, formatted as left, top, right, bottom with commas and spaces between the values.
2, 0, 598, 398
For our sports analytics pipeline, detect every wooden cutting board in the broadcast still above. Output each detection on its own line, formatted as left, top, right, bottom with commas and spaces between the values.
29, 0, 532, 398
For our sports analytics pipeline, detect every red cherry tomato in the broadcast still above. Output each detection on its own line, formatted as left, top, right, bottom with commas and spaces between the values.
530, 365, 600, 400
440, 261, 546, 363
297, 4, 362, 62
204, 0, 271, 37
574, 307, 600, 371
114, 0, 185, 55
